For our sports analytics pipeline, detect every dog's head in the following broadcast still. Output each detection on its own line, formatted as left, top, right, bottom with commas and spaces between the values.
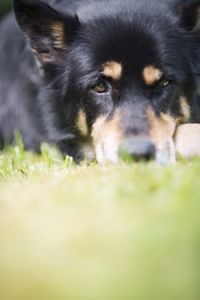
14, 0, 200, 163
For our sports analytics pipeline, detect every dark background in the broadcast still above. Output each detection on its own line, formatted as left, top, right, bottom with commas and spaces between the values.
0, 0, 12, 19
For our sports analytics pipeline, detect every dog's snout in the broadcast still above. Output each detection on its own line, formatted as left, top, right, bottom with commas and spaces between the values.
120, 137, 156, 162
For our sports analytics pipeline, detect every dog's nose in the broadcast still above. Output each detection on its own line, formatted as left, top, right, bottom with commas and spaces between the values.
120, 137, 156, 162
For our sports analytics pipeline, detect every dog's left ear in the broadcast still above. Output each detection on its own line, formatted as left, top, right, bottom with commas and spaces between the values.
169, 0, 200, 73
170, 0, 200, 31
13, 0, 80, 65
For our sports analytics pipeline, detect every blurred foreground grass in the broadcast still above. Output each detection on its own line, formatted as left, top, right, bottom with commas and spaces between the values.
0, 141, 200, 300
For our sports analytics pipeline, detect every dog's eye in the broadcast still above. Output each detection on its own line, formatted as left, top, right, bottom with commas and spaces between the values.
92, 81, 109, 93
158, 79, 171, 88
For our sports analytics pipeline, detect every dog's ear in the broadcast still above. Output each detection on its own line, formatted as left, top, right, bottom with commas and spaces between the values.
170, 0, 200, 31
13, 0, 80, 65
170, 0, 200, 74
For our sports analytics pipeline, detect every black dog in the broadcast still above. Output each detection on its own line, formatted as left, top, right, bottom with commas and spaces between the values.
0, 0, 200, 163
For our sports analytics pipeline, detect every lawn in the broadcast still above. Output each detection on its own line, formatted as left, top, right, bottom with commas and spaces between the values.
0, 140, 200, 300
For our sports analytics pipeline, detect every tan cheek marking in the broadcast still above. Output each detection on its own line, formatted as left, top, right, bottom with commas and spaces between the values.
91, 110, 122, 163
92, 110, 122, 143
143, 66, 163, 85
147, 108, 176, 147
102, 61, 122, 80
76, 110, 89, 137
176, 96, 191, 124
51, 22, 65, 49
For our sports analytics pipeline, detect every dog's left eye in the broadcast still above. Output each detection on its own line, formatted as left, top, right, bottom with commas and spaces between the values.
92, 81, 109, 93
158, 79, 171, 88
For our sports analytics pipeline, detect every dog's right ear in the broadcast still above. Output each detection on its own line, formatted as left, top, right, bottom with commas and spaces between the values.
13, 0, 80, 65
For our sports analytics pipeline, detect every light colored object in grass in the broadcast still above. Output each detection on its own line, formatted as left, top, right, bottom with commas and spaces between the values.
174, 124, 200, 158
156, 138, 176, 165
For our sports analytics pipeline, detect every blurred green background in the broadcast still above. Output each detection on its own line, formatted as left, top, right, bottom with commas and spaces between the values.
0, 0, 12, 19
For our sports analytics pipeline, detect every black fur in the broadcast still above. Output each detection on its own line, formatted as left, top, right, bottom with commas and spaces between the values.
0, 0, 200, 162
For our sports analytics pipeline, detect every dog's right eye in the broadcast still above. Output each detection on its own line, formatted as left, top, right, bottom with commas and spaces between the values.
92, 81, 109, 94
158, 79, 171, 88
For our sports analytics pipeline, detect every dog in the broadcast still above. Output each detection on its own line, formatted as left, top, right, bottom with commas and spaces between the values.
0, 0, 200, 163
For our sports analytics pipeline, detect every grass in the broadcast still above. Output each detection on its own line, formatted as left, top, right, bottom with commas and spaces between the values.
0, 1, 11, 19
0, 139, 200, 300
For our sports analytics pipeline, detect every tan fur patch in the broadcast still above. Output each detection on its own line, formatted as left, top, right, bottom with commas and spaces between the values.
91, 110, 122, 163
76, 110, 89, 137
102, 61, 122, 80
51, 22, 65, 49
147, 108, 176, 148
143, 66, 163, 85
177, 96, 191, 124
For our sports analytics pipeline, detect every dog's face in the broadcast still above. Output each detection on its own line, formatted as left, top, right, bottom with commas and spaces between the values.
14, 0, 200, 163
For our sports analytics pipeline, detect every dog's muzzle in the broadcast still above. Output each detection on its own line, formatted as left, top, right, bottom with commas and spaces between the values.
119, 137, 175, 164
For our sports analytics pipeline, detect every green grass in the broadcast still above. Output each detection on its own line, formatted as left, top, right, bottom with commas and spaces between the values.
0, 140, 200, 300
0, 0, 11, 19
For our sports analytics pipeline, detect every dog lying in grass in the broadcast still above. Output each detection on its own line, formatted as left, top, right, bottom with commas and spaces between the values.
0, 0, 200, 163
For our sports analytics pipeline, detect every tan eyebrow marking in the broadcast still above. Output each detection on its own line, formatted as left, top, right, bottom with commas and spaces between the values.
51, 22, 65, 49
143, 65, 163, 85
147, 107, 176, 147
102, 61, 122, 80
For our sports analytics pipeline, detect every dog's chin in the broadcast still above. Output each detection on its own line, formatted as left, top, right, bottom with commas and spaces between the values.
92, 138, 176, 165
